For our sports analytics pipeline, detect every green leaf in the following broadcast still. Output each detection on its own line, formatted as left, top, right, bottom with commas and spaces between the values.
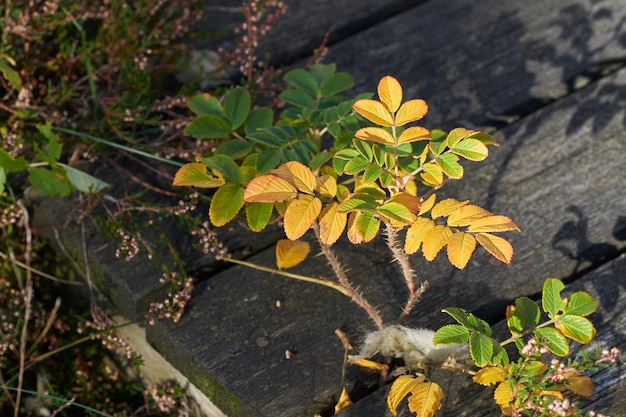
245, 202, 273, 232
468, 131, 497, 145
450, 138, 488, 161
534, 327, 569, 356
354, 211, 380, 241
247, 130, 283, 148
173, 163, 225, 188
187, 94, 222, 116
216, 139, 252, 159
37, 123, 62, 163
0, 58, 22, 90
491, 343, 509, 366
555, 315, 596, 344
244, 107, 273, 135
209, 184, 244, 227
542, 278, 566, 318
437, 153, 463, 179
469, 333, 493, 367
467, 314, 493, 336
185, 114, 232, 139
320, 72, 354, 97
224, 87, 251, 130
0, 149, 28, 172
564, 291, 598, 317
377, 201, 413, 223
433, 324, 470, 345
256, 149, 281, 173
309, 63, 336, 84
28, 167, 72, 197
279, 89, 316, 109
0, 167, 5, 195
343, 155, 370, 175
363, 164, 384, 182
310, 150, 333, 171
353, 139, 373, 160
61, 164, 110, 193
338, 194, 379, 212
284, 68, 319, 96
201, 155, 241, 184
442, 307, 471, 327
515, 297, 541, 328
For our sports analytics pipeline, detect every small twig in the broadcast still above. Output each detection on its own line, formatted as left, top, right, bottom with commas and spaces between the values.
397, 280, 429, 325
0, 251, 82, 285
26, 297, 62, 358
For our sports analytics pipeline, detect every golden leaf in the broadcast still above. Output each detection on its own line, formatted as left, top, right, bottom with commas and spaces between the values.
395, 99, 428, 126
404, 217, 435, 254
334, 387, 353, 414
388, 192, 421, 214
316, 175, 337, 198
173, 163, 225, 188
275, 239, 310, 269
494, 380, 514, 406
467, 215, 521, 233
476, 233, 514, 264
346, 211, 364, 244
446, 232, 477, 269
406, 381, 444, 417
431, 198, 470, 219
244, 175, 297, 203
354, 126, 395, 145
378, 75, 403, 113
404, 179, 418, 196
447, 204, 492, 227
271, 161, 317, 195
473, 366, 508, 386
398, 126, 430, 144
319, 203, 348, 246
419, 194, 437, 215
283, 195, 322, 240
349, 356, 390, 371
563, 374, 595, 397
422, 225, 453, 261
387, 374, 426, 416
353, 99, 394, 127
420, 162, 444, 186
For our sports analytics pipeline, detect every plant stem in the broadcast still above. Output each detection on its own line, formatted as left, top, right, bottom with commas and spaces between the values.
312, 223, 385, 329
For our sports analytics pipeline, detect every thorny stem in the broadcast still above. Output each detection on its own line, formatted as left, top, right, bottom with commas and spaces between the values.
397, 280, 429, 325
312, 223, 385, 329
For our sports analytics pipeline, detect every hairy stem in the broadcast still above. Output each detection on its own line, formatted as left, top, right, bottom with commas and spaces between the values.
397, 280, 429, 324
312, 223, 385, 329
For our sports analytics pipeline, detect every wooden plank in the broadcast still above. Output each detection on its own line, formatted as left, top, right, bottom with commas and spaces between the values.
323, 0, 626, 131
146, 64, 626, 416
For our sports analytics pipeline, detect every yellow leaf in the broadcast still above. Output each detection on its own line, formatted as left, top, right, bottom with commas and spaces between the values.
387, 374, 426, 416
446, 232, 476, 269
467, 215, 521, 233
404, 217, 435, 254
406, 381, 444, 417
476, 233, 514, 264
422, 225, 453, 261
420, 162, 444, 186
378, 75, 403, 113
173, 163, 225, 188
388, 192, 421, 214
283, 195, 322, 240
447, 204, 492, 227
275, 239, 310, 269
404, 179, 417, 196
473, 366, 508, 386
537, 390, 564, 399
271, 161, 317, 194
431, 198, 470, 219
316, 175, 337, 198
346, 211, 364, 244
244, 175, 297, 203
395, 99, 428, 126
349, 355, 390, 371
494, 380, 514, 406
419, 193, 437, 215
563, 374, 595, 397
319, 203, 347, 245
353, 99, 394, 127
334, 387, 353, 414
354, 126, 395, 145
398, 126, 430, 144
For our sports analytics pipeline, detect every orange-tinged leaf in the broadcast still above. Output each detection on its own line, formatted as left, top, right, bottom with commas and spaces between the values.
284, 195, 322, 240
387, 374, 426, 416
388, 192, 421, 214
316, 175, 337, 198
354, 127, 395, 145
476, 233, 514, 264
447, 232, 477, 269
406, 381, 444, 417
378, 75, 403, 113
398, 126, 430, 144
353, 211, 381, 243
276, 239, 310, 269
419, 193, 437, 215
431, 198, 470, 219
395, 99, 428, 126
473, 366, 508, 386
494, 380, 514, 407
350, 356, 389, 371
422, 225, 454, 261
467, 215, 521, 233
447, 204, 492, 227
334, 387, 353, 414
271, 161, 317, 194
405, 217, 435, 254
563, 374, 595, 397
319, 203, 347, 245
173, 162, 225, 188
353, 99, 394, 127
244, 175, 297, 202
